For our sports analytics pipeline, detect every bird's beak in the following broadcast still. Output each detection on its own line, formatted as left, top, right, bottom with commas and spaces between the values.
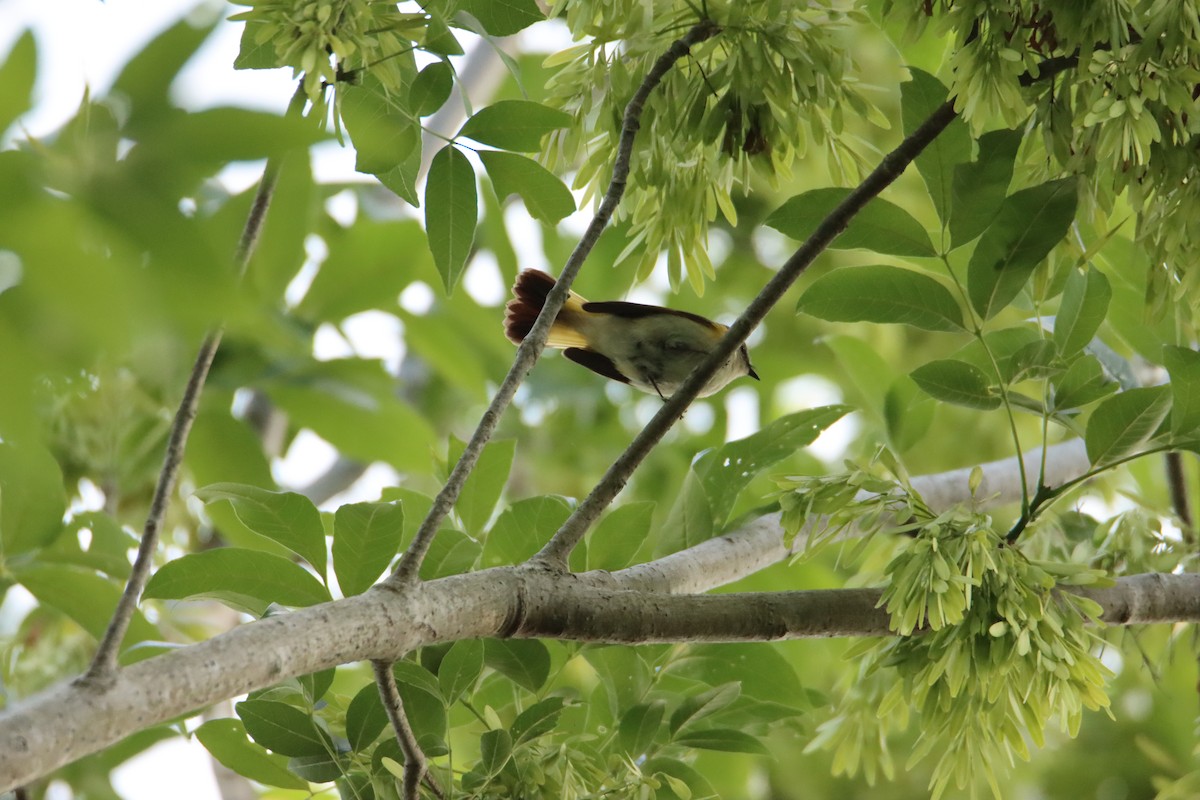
748, 365, 760, 381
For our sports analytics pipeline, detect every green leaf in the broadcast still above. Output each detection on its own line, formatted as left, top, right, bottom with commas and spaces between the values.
297, 668, 335, 704
1007, 339, 1061, 383
195, 483, 327, 577
423, 14, 464, 56
340, 77, 419, 174
484, 638, 550, 692
481, 495, 572, 567
1054, 266, 1111, 356
674, 728, 768, 755
0, 440, 66, 555
911, 359, 1001, 409
112, 16, 216, 126
393, 659, 443, 698
1085, 386, 1172, 465
410, 61, 454, 117
901, 69, 971, 226
457, 0, 543, 35
1164, 346, 1200, 435
438, 639, 485, 703
234, 21, 277, 70
45, 512, 137, 580
885, 375, 935, 451
394, 686, 447, 754
458, 100, 571, 152
132, 108, 324, 170
478, 729, 513, 777
332, 501, 405, 596
619, 702, 665, 756
236, 699, 334, 758
669, 683, 741, 735
452, 436, 516, 535
587, 501, 654, 571
658, 471, 713, 555
1052, 355, 1117, 411
796, 265, 963, 331
510, 697, 565, 745
668, 644, 806, 708
15, 564, 158, 648
479, 150, 576, 223
264, 358, 437, 474
419, 528, 482, 580
378, 143, 423, 207
823, 334, 897, 422
425, 145, 477, 293
247, 154, 314, 302
0, 31, 36, 136
287, 752, 343, 783
297, 218, 431, 322
194, 718, 308, 790
765, 188, 935, 257
143, 549, 332, 614
345, 683, 388, 752
698, 406, 852, 526
949, 128, 1022, 247
967, 178, 1078, 319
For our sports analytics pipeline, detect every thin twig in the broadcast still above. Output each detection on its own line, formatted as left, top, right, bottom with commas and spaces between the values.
373, 660, 445, 800
82, 82, 309, 683
388, 18, 722, 585
534, 98, 961, 567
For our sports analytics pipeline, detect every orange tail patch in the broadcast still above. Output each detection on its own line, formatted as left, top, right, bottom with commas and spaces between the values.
503, 269, 589, 349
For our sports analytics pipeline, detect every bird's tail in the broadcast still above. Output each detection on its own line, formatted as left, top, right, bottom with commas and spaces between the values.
504, 269, 589, 349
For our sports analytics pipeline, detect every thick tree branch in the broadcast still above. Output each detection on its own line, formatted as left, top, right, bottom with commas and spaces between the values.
615, 439, 1090, 594
83, 83, 308, 682
4, 564, 1196, 790
390, 18, 722, 584
534, 99, 965, 566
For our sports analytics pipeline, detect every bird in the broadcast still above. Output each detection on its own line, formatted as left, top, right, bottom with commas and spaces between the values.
504, 269, 758, 399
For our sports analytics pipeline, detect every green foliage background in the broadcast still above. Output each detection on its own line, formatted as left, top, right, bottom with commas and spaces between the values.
2, 0, 1200, 798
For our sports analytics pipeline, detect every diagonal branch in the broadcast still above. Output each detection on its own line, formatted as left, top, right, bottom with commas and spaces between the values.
83, 83, 309, 683
373, 660, 444, 800
534, 99, 962, 568
389, 17, 722, 585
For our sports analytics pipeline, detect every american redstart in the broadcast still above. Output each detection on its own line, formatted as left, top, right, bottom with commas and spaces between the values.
504, 269, 759, 399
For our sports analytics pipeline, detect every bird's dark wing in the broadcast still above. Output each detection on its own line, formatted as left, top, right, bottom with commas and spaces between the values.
582, 301, 720, 330
563, 348, 631, 384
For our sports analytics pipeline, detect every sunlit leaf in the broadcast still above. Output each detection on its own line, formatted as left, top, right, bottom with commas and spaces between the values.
332, 501, 405, 596
949, 128, 1021, 247
458, 100, 571, 151
457, 0, 543, 35
143, 549, 332, 613
236, 698, 334, 758
480, 151, 575, 223
1085, 386, 1172, 465
901, 68, 971, 227
425, 145, 477, 293
1054, 266, 1111, 356
765, 189, 935, 257
967, 178, 1077, 319
911, 359, 1000, 409
797, 265, 963, 331
195, 483, 327, 577
194, 718, 308, 790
